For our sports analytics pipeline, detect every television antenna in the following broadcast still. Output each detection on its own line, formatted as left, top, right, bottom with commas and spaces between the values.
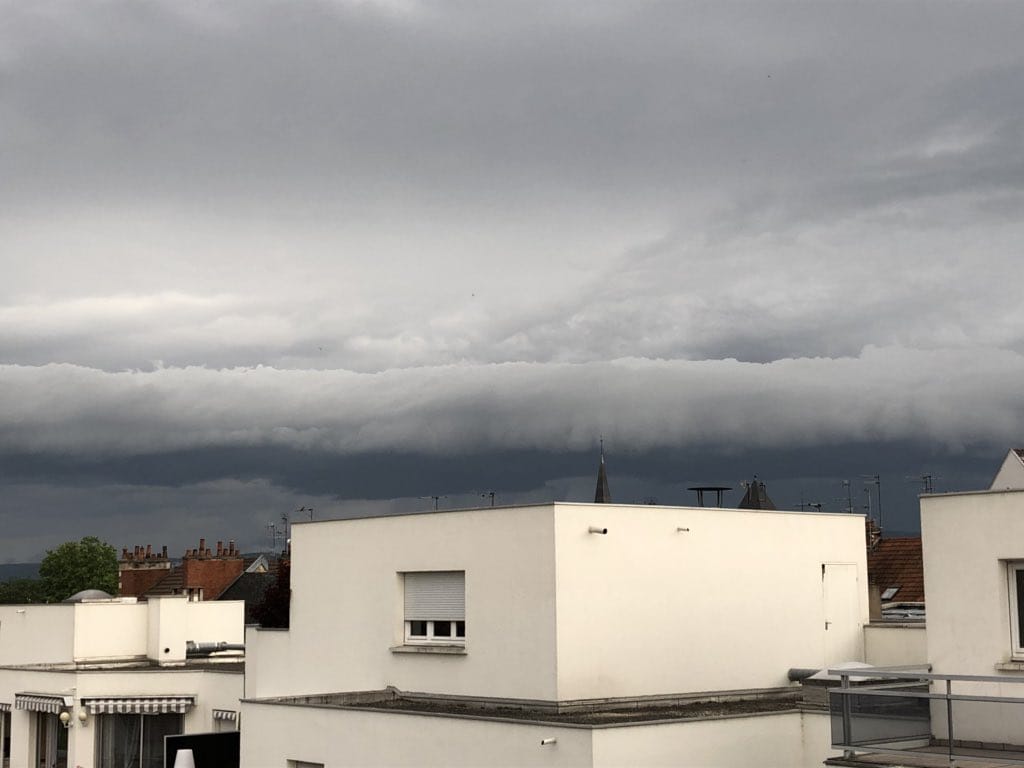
907, 474, 937, 495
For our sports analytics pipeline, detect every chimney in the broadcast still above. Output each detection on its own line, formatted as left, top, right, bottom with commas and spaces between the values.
206, 548, 212, 558
146, 544, 152, 558
122, 547, 129, 560
229, 540, 236, 556
199, 538, 206, 554
161, 545, 168, 559
217, 541, 223, 557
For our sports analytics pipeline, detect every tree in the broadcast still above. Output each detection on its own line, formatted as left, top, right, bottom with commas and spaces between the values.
253, 558, 290, 628
0, 578, 47, 604
38, 536, 118, 602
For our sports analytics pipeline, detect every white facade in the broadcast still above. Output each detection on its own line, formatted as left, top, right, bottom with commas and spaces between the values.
243, 502, 869, 767
989, 448, 1024, 490
242, 701, 837, 768
0, 596, 245, 768
920, 488, 1024, 745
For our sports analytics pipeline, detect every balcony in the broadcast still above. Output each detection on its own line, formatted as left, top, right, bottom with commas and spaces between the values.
827, 667, 1024, 767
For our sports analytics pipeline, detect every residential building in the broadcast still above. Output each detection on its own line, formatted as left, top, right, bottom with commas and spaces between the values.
920, 486, 1024, 745
866, 534, 924, 621
120, 538, 247, 602
0, 594, 244, 768
827, 457, 1024, 766
242, 501, 870, 767
989, 447, 1024, 490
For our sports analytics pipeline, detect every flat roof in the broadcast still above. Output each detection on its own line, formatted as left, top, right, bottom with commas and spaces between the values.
292, 500, 865, 526
244, 690, 801, 728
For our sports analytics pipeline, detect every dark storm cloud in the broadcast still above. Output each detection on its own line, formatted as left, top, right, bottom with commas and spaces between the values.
3, 1, 1024, 557
3, 347, 1024, 461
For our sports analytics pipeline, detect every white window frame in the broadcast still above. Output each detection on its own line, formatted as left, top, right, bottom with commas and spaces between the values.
403, 571, 466, 646
1010, 562, 1024, 659
404, 619, 466, 644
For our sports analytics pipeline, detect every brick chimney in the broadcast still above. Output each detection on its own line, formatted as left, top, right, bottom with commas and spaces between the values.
118, 543, 173, 598
180, 536, 245, 601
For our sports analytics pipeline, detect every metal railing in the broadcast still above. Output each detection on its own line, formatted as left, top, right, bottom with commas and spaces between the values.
829, 666, 1024, 764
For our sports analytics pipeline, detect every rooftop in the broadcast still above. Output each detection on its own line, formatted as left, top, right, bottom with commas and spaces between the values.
867, 537, 924, 604
290, 500, 865, 527
245, 689, 801, 727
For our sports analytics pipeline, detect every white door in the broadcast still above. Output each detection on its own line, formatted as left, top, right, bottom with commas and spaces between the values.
823, 562, 863, 665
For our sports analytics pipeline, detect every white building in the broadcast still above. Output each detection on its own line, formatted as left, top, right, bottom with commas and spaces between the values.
826, 461, 1024, 766
0, 595, 244, 768
920, 485, 1024, 746
242, 501, 870, 767
989, 447, 1024, 490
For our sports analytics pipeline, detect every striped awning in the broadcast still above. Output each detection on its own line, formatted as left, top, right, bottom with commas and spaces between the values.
85, 696, 194, 715
15, 694, 66, 714
212, 709, 237, 721
0, 702, 12, 712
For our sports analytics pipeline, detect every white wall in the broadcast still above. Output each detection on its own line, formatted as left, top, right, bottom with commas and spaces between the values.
553, 504, 868, 699
0, 665, 244, 768
989, 450, 1024, 490
241, 702, 594, 768
592, 711, 839, 768
0, 605, 74, 665
186, 599, 245, 645
863, 624, 927, 667
0, 669, 74, 768
240, 702, 838, 768
245, 627, 291, 702
71, 668, 244, 768
922, 491, 1024, 676
74, 601, 148, 660
251, 503, 868, 703
0, 600, 243, 667
258, 507, 560, 701
921, 489, 1024, 745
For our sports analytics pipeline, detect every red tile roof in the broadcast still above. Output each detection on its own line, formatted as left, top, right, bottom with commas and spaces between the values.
867, 537, 924, 603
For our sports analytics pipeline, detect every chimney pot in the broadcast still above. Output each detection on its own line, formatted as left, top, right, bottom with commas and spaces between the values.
162, 545, 168, 559
206, 548, 212, 558
122, 547, 128, 560
146, 544, 152, 557
217, 541, 223, 556
199, 538, 206, 552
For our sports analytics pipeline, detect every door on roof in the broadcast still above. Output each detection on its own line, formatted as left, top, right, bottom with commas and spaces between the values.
822, 562, 863, 666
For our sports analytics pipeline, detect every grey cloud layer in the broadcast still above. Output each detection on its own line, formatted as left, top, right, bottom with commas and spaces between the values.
2, 1, 1024, 556
3, 346, 1021, 458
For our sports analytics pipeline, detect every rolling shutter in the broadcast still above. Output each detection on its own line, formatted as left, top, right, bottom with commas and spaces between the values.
404, 571, 464, 621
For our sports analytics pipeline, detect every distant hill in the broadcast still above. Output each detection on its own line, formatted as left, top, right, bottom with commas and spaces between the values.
0, 563, 40, 581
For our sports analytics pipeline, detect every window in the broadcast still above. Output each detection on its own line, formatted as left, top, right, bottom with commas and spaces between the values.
97, 713, 182, 768
34, 713, 67, 768
2, 709, 9, 768
403, 571, 465, 645
1009, 562, 1024, 658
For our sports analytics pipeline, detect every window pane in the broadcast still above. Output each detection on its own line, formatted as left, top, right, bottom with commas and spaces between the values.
409, 620, 427, 636
1016, 569, 1024, 647
98, 714, 141, 768
455, 621, 465, 638
433, 621, 452, 637
142, 714, 183, 768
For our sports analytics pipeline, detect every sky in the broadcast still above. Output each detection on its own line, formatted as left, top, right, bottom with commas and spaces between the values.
2, 1, 1024, 561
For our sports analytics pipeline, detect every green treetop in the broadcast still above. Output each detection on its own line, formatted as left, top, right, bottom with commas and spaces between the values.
38, 536, 118, 602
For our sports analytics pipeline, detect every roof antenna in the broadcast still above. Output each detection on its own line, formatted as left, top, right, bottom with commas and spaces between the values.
594, 435, 611, 504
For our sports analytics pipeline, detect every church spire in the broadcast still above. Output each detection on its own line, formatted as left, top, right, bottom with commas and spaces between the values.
594, 438, 612, 503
